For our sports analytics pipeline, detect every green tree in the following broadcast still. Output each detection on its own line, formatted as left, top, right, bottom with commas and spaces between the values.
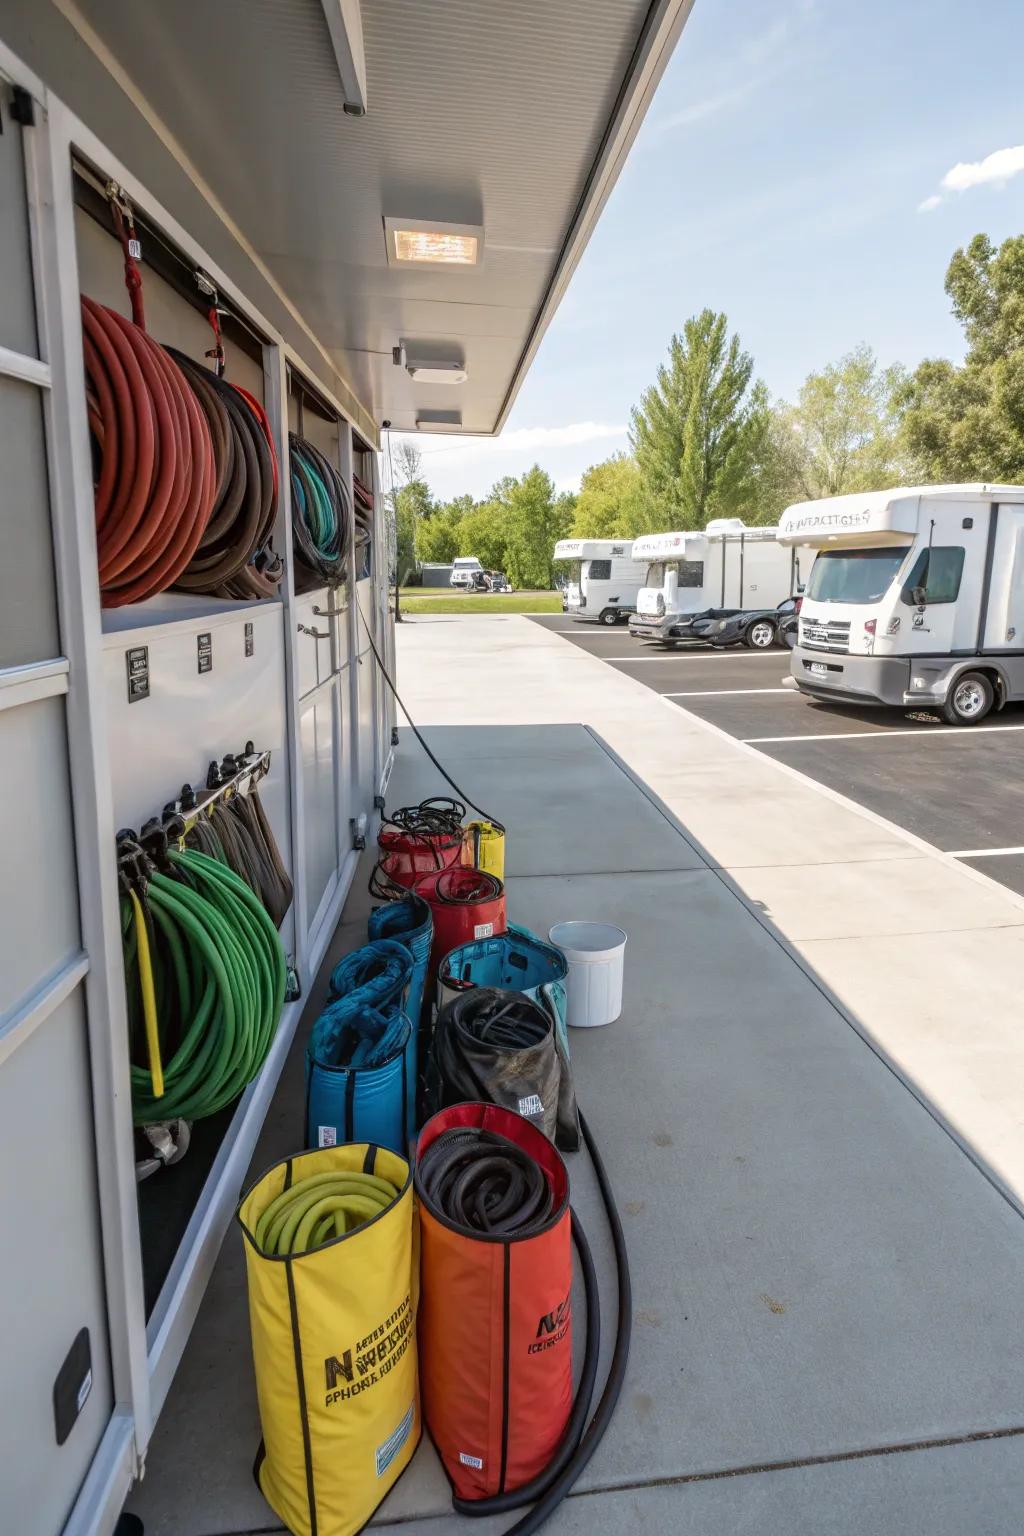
389, 442, 434, 581
901, 233, 1024, 481
570, 454, 656, 538
492, 466, 572, 588
774, 345, 909, 502
415, 502, 461, 563
455, 500, 508, 571
630, 309, 767, 527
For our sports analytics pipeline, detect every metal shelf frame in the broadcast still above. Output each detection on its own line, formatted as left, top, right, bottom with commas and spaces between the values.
0, 37, 393, 1536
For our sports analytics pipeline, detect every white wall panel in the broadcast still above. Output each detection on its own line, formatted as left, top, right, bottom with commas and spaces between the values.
294, 588, 331, 697
301, 687, 338, 935
0, 696, 81, 1017
0, 376, 60, 667
0, 987, 113, 1536
101, 605, 293, 948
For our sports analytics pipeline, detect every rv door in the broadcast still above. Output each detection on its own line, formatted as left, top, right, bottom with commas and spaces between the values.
897, 500, 989, 651
980, 504, 1024, 648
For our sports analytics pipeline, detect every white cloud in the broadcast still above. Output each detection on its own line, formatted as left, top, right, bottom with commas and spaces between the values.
942, 143, 1024, 192
651, 85, 749, 137
917, 143, 1024, 210
410, 421, 627, 463
648, 14, 798, 141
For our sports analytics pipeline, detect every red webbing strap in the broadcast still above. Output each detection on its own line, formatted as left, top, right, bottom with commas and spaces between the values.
106, 183, 145, 330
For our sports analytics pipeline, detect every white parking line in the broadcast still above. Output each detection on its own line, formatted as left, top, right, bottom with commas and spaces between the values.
949, 845, 1024, 858
605, 652, 785, 663
744, 723, 1024, 744
665, 688, 793, 698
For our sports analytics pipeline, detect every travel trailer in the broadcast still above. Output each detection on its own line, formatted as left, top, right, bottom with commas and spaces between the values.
778, 484, 1024, 724
552, 538, 647, 624
628, 520, 810, 645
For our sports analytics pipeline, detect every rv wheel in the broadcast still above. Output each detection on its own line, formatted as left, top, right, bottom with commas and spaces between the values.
600, 608, 618, 626
942, 671, 993, 726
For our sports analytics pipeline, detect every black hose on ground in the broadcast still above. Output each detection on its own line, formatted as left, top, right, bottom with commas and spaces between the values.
356, 607, 503, 830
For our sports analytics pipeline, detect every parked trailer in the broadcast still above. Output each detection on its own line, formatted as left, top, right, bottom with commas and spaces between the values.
628, 520, 811, 645
778, 483, 1024, 724
552, 538, 647, 625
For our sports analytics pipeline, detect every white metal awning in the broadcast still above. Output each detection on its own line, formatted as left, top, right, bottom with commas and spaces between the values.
4, 0, 693, 435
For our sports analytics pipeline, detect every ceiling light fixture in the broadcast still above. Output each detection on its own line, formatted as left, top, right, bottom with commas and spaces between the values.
416, 410, 462, 429
384, 217, 483, 267
408, 362, 468, 385
391, 344, 467, 385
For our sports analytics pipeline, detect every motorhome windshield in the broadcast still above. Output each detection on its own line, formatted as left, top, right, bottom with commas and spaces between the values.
644, 558, 704, 588
806, 547, 906, 604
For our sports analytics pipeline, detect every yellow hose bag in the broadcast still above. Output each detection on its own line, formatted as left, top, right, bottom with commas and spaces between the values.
237, 1144, 419, 1536
461, 819, 505, 880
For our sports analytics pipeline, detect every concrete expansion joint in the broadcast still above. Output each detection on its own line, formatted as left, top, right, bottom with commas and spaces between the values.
568, 1422, 1024, 1501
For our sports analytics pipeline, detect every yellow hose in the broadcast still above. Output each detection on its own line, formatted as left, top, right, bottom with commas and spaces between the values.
129, 888, 164, 1098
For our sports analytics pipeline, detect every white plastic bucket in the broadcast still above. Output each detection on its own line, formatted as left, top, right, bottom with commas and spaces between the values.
548, 921, 626, 1029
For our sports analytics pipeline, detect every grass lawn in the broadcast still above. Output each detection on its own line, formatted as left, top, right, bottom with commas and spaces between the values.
397, 590, 562, 614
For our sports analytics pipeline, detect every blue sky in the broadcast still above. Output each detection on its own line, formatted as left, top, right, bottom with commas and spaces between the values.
399, 0, 1024, 502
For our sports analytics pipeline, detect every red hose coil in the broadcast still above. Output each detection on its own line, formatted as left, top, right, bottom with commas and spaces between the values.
82, 294, 216, 606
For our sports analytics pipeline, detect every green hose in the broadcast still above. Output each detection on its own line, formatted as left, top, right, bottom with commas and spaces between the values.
122, 846, 286, 1124
253, 1169, 400, 1254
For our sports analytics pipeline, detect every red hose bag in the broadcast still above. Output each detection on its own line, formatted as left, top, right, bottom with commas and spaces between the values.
415, 1103, 573, 1502
377, 824, 463, 888
415, 867, 506, 975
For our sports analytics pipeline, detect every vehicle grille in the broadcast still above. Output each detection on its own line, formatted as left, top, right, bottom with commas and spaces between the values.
800, 618, 851, 654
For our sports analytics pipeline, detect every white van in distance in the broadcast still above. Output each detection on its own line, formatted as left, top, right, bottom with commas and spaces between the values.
628, 519, 810, 645
450, 556, 484, 589
778, 484, 1024, 724
552, 538, 646, 625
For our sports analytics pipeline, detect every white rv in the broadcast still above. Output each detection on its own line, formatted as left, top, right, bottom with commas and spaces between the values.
552, 538, 646, 625
778, 483, 1024, 724
628, 519, 810, 645
450, 555, 484, 589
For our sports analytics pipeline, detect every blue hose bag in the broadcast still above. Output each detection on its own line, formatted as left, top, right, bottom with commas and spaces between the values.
368, 893, 432, 1029
305, 939, 415, 1151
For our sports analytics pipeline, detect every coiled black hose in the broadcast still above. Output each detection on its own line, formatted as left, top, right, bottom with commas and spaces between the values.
165, 348, 281, 599
418, 1127, 553, 1234
387, 797, 466, 840
417, 1117, 631, 1531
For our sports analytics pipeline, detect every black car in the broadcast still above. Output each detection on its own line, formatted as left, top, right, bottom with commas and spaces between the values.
695, 596, 802, 650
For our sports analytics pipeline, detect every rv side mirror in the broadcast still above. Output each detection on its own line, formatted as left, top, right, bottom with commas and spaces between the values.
911, 585, 928, 607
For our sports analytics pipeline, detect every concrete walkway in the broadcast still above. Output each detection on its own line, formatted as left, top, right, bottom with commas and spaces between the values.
128, 613, 1024, 1535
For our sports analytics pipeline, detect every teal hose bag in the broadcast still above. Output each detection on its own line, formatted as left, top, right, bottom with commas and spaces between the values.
330, 938, 418, 1137
305, 1002, 412, 1154
435, 924, 579, 1151
368, 895, 432, 1029
368, 896, 433, 1123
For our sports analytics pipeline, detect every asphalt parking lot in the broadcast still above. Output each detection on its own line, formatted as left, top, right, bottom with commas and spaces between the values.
531, 614, 1024, 897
